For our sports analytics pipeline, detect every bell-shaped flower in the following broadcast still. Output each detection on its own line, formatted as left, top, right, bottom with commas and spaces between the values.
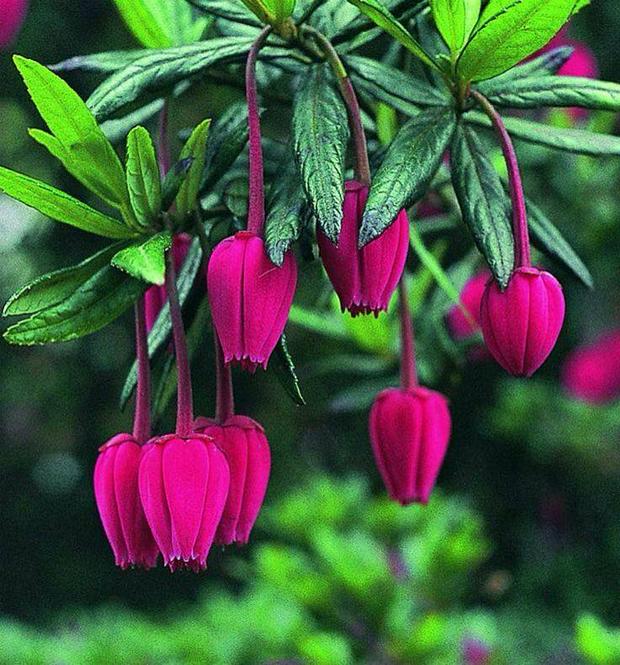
447, 270, 491, 340
0, 0, 28, 49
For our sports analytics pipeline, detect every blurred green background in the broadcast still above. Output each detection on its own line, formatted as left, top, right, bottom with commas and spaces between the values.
1, 1, 620, 663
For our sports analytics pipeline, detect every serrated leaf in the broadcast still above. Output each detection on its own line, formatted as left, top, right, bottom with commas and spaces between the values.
431, 0, 481, 52
87, 38, 254, 121
0, 167, 136, 239
4, 265, 145, 345
49, 49, 146, 74
265, 160, 306, 266
457, 0, 575, 82
467, 111, 620, 155
292, 65, 349, 243
14, 56, 131, 215
450, 122, 514, 287
345, 0, 436, 69
3, 244, 124, 317
527, 198, 593, 288
176, 118, 211, 219
126, 126, 162, 227
360, 107, 456, 247
273, 334, 306, 406
112, 231, 172, 285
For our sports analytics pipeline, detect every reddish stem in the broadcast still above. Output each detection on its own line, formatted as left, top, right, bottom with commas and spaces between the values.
399, 278, 418, 390
214, 332, 235, 423
158, 101, 171, 177
472, 91, 531, 268
246, 26, 272, 236
165, 251, 193, 436
132, 298, 151, 444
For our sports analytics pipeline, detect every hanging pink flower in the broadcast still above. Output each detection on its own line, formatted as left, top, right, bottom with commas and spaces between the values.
0, 0, 28, 49
447, 270, 491, 340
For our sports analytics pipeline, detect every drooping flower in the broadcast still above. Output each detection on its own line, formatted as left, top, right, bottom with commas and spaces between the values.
138, 434, 230, 571
317, 180, 409, 317
447, 270, 491, 340
195, 415, 271, 545
207, 231, 297, 371
480, 267, 565, 377
94, 433, 159, 570
0, 0, 28, 49
369, 387, 451, 506
561, 330, 620, 404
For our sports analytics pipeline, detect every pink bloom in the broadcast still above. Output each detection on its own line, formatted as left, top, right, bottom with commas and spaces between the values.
138, 434, 229, 571
561, 330, 620, 404
195, 415, 271, 545
447, 270, 491, 340
207, 231, 297, 371
317, 180, 409, 317
480, 267, 565, 377
94, 433, 159, 569
0, 0, 28, 49
462, 638, 491, 665
369, 387, 451, 506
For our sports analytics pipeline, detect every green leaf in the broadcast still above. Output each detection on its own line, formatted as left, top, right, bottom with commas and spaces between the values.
49, 49, 146, 74
162, 158, 194, 211
457, 0, 575, 82
476, 76, 620, 112
360, 107, 456, 247
265, 160, 306, 266
101, 99, 166, 145
4, 265, 145, 345
467, 111, 620, 156
111, 231, 172, 285
125, 126, 162, 227
450, 122, 514, 288
526, 198, 593, 288
111, 0, 172, 48
3, 244, 124, 317
270, 0, 297, 22
187, 0, 262, 27
345, 0, 437, 69
120, 238, 202, 408
239, 0, 275, 23
87, 38, 254, 121
176, 118, 211, 219
0, 167, 136, 239
292, 65, 349, 243
272, 334, 306, 406
431, 0, 481, 52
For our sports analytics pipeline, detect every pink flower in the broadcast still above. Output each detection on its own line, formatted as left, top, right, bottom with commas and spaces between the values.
462, 638, 491, 665
207, 231, 297, 371
0, 0, 28, 49
138, 434, 229, 571
317, 180, 409, 317
94, 434, 159, 570
447, 270, 491, 340
195, 415, 271, 545
369, 387, 451, 506
561, 330, 620, 404
480, 267, 565, 377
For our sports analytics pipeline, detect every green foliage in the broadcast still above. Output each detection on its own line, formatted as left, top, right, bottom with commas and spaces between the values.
111, 231, 172, 285
576, 614, 620, 665
125, 126, 162, 228
431, 0, 481, 53
175, 118, 211, 219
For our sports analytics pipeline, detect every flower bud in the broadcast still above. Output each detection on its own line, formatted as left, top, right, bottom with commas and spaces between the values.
369, 387, 451, 506
317, 180, 409, 317
0, 0, 28, 49
207, 231, 297, 371
447, 270, 491, 340
138, 434, 229, 571
94, 434, 159, 569
195, 415, 270, 545
480, 267, 565, 377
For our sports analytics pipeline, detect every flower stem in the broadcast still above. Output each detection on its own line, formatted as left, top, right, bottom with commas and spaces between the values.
158, 101, 171, 177
246, 26, 272, 236
214, 333, 235, 423
399, 277, 417, 390
471, 91, 531, 268
165, 251, 193, 436
302, 26, 371, 186
132, 298, 151, 444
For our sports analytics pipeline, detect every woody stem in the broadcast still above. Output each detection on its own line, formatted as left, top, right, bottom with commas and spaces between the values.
399, 277, 418, 390
132, 298, 151, 444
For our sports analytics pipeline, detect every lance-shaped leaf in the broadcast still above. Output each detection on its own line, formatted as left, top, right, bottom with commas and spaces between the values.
345, 0, 436, 69
360, 107, 456, 247
3, 244, 125, 317
527, 198, 593, 288
270, 0, 297, 22
162, 158, 194, 210
457, 0, 576, 82
272, 334, 306, 406
14, 56, 131, 214
293, 65, 349, 243
431, 0, 481, 52
50, 49, 147, 74
467, 111, 620, 156
450, 122, 514, 288
176, 118, 211, 219
0, 167, 136, 239
188, 0, 262, 27
476, 76, 620, 112
112, 0, 172, 48
102, 100, 166, 145
4, 265, 145, 345
125, 126, 162, 227
87, 38, 254, 121
265, 160, 307, 266
112, 231, 172, 285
